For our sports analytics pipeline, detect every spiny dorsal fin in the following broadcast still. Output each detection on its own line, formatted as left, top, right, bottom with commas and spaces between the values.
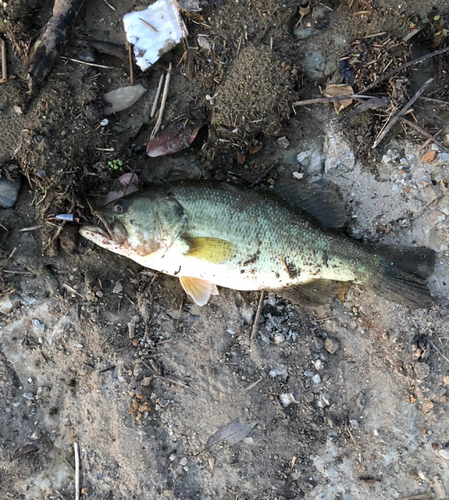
184, 237, 234, 264
275, 180, 347, 229
179, 276, 219, 306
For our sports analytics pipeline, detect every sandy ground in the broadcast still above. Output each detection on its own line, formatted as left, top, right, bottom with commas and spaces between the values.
1, 0, 449, 499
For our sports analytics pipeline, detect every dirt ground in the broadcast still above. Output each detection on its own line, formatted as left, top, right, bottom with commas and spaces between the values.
1, 0, 449, 498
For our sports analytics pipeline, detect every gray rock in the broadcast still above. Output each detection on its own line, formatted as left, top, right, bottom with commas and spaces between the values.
313, 337, 324, 350
302, 50, 325, 80
79, 48, 95, 63
294, 27, 318, 39
324, 337, 339, 354
104, 84, 147, 115
0, 177, 21, 208
414, 362, 430, 380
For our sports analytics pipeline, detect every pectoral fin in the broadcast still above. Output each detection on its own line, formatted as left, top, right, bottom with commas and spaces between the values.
184, 237, 234, 264
179, 276, 219, 306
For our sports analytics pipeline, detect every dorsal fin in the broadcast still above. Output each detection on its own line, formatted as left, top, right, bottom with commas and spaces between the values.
274, 180, 347, 229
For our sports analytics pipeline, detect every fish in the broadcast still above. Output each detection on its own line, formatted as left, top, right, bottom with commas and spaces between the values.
79, 180, 436, 308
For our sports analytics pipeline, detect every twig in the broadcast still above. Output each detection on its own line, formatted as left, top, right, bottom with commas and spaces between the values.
244, 377, 264, 392
399, 118, 449, 153
127, 43, 134, 84
429, 340, 449, 365
293, 94, 374, 107
150, 63, 172, 139
18, 226, 41, 232
401, 494, 432, 500
250, 291, 264, 345
102, 0, 115, 10
0, 247, 17, 272
62, 283, 86, 300
1, 38, 7, 82
419, 129, 441, 150
74, 441, 80, 500
372, 78, 434, 148
61, 56, 118, 69
362, 46, 449, 93
139, 18, 158, 33
420, 96, 449, 106
151, 73, 165, 118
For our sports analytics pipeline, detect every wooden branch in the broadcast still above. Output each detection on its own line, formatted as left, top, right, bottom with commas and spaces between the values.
24, 0, 85, 89
372, 78, 434, 148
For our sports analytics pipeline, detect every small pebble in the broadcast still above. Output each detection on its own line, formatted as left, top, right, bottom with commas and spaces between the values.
141, 377, 152, 387
0, 177, 21, 208
79, 47, 95, 63
113, 282, 123, 294
32, 318, 45, 334
312, 374, 321, 384
421, 401, 434, 414
324, 337, 339, 354
304, 370, 314, 378
180, 457, 188, 466
349, 419, 359, 429
414, 362, 430, 380
439, 448, 449, 460
313, 337, 324, 350
280, 393, 296, 407
100, 118, 109, 127
313, 359, 323, 371
317, 393, 330, 408
273, 332, 285, 344
277, 137, 290, 149
443, 376, 449, 385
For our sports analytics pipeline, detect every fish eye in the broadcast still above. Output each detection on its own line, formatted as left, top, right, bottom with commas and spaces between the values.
113, 203, 127, 214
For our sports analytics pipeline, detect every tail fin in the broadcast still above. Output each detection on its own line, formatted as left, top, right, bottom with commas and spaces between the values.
370, 246, 436, 308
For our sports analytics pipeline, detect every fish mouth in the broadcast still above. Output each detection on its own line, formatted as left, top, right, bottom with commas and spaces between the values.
79, 225, 115, 246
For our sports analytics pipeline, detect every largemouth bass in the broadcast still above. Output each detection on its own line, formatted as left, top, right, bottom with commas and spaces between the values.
80, 180, 436, 308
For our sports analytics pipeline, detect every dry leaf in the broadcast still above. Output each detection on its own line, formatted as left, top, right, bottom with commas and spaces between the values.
422, 150, 436, 163
102, 173, 140, 205
146, 120, 203, 157
206, 421, 253, 449
322, 84, 354, 114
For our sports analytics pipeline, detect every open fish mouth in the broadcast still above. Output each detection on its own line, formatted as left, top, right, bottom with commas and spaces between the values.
79, 225, 115, 246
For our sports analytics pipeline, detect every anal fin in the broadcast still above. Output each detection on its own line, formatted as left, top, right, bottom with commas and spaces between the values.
179, 276, 219, 306
272, 279, 348, 307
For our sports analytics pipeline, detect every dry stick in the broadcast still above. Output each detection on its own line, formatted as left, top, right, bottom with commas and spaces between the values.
74, 442, 80, 500
1, 38, 6, 82
61, 56, 118, 69
102, 0, 115, 10
429, 340, 449, 365
372, 78, 434, 149
127, 43, 134, 85
293, 94, 374, 107
150, 63, 172, 139
362, 46, 449, 93
250, 291, 264, 345
151, 73, 165, 118
399, 118, 449, 153
419, 128, 441, 150
420, 96, 449, 106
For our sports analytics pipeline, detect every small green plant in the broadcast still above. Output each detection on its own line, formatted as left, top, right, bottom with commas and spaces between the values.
107, 159, 123, 171
422, 9, 448, 39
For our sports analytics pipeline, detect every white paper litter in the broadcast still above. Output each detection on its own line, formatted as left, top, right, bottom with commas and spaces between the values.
123, 0, 188, 71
